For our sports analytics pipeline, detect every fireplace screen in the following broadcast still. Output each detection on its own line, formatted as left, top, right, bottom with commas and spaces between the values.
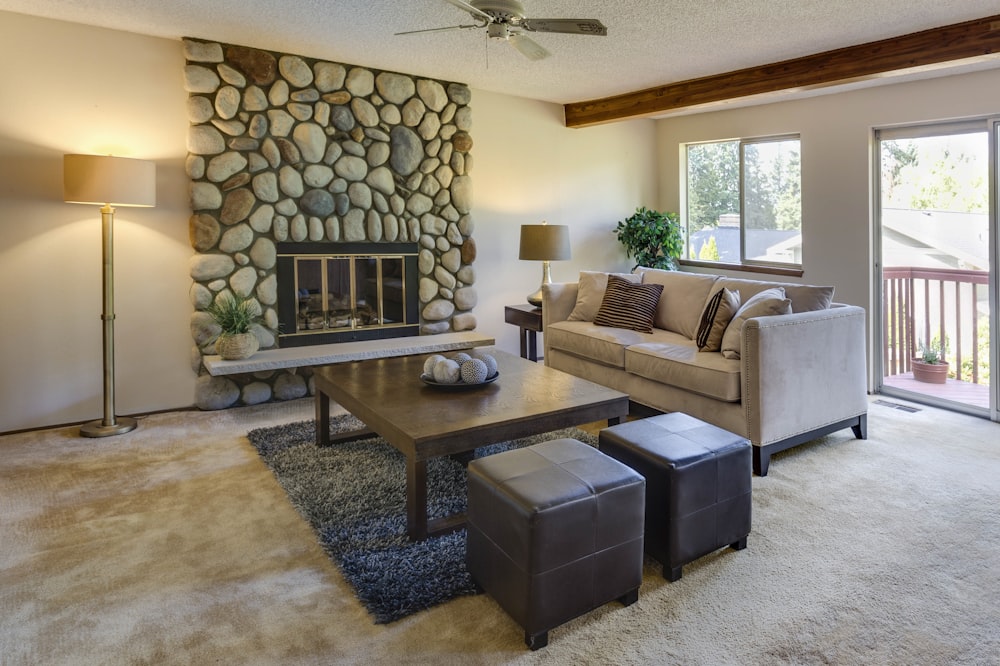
277, 243, 419, 347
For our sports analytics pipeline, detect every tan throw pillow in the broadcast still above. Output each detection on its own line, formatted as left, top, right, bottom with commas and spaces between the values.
696, 288, 741, 351
567, 271, 640, 322
720, 287, 792, 359
593, 275, 664, 333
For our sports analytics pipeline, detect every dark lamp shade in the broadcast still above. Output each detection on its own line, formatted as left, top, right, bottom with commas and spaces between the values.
63, 154, 156, 207
518, 224, 571, 261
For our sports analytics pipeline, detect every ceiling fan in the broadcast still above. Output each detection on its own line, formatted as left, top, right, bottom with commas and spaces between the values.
396, 0, 607, 61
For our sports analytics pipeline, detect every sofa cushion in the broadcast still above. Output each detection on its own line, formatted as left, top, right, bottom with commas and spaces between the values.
546, 321, 650, 368
720, 287, 793, 360
714, 277, 834, 313
696, 287, 741, 352
567, 271, 640, 322
635, 268, 719, 339
626, 341, 742, 402
593, 275, 664, 333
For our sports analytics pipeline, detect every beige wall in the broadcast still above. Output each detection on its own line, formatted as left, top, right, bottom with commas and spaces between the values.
656, 69, 1000, 383
0, 11, 656, 432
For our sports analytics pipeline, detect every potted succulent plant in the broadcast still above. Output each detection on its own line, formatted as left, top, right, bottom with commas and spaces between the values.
206, 292, 263, 360
614, 206, 684, 271
912, 340, 949, 384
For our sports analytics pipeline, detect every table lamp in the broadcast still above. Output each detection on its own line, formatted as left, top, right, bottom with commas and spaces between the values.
519, 222, 571, 307
64, 154, 156, 437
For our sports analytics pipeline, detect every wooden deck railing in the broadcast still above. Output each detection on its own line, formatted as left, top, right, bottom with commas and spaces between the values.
883, 266, 990, 384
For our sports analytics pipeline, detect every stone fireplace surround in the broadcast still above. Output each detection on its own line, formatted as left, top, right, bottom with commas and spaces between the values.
183, 38, 477, 410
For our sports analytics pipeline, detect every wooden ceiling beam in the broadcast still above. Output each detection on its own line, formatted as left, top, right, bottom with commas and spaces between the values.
564, 14, 1000, 128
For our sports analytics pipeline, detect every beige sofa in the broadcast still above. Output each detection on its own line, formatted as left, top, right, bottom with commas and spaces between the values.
542, 268, 868, 475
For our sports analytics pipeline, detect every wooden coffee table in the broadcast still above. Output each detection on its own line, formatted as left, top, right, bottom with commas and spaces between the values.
313, 348, 629, 541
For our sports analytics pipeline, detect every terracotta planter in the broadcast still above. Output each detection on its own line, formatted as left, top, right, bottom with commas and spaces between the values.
911, 359, 949, 384
216, 332, 259, 360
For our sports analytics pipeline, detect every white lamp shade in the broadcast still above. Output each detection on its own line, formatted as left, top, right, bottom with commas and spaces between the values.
519, 224, 571, 261
63, 154, 156, 207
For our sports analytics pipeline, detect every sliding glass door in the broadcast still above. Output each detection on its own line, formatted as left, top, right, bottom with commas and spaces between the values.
875, 119, 997, 420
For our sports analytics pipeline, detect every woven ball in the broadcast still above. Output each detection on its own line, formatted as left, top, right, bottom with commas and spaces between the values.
460, 358, 489, 384
423, 354, 446, 376
432, 359, 461, 384
451, 352, 472, 363
473, 353, 498, 378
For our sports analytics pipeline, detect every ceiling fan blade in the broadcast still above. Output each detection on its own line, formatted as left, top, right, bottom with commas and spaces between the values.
520, 18, 608, 36
395, 23, 483, 36
441, 0, 494, 22
508, 34, 551, 61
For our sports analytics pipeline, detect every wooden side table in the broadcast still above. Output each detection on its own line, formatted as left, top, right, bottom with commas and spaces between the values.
505, 304, 543, 362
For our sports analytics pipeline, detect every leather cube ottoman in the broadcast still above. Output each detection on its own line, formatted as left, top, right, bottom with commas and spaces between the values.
599, 413, 751, 582
466, 438, 645, 650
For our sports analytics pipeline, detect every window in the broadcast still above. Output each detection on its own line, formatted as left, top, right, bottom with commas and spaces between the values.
684, 136, 802, 268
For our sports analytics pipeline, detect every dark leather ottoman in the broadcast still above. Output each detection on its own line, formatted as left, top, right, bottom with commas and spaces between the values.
466, 438, 645, 650
599, 413, 751, 582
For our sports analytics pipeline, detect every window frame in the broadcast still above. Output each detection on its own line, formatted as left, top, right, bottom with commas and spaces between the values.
681, 134, 804, 276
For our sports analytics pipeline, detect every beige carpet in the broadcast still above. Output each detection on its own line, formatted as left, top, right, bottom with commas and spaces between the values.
1, 397, 998, 665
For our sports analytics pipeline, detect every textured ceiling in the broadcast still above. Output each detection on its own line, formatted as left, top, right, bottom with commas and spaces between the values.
2, 0, 999, 107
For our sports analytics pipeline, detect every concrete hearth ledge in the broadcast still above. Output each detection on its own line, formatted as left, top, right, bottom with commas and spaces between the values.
203, 332, 495, 376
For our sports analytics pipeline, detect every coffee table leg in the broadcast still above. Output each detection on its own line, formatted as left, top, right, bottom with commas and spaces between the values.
406, 456, 428, 541
315, 389, 330, 446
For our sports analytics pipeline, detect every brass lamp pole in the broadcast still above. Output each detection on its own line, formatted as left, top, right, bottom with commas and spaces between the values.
63, 154, 156, 437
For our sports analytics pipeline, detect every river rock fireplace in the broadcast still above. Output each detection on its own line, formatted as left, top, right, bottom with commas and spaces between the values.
185, 38, 477, 411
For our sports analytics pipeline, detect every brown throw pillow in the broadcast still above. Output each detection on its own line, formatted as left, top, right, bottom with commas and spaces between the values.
593, 275, 664, 333
696, 288, 741, 351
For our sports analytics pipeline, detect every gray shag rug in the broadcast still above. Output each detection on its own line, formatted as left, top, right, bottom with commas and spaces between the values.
247, 415, 595, 624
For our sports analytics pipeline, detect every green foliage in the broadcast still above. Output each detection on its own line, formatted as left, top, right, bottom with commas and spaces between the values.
206, 292, 262, 335
614, 207, 683, 271
698, 236, 720, 261
959, 320, 991, 384
686, 141, 739, 233
918, 341, 943, 364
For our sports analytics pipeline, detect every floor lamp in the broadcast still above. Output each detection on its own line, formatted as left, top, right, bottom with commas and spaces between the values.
63, 154, 156, 438
519, 222, 571, 307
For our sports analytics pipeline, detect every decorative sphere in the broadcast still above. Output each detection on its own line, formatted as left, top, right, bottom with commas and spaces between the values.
433, 358, 461, 384
460, 358, 489, 384
451, 352, 472, 363
423, 354, 446, 376
473, 353, 498, 378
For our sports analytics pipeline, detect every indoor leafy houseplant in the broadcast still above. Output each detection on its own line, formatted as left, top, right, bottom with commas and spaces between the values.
206, 292, 263, 360
912, 340, 949, 384
614, 207, 683, 270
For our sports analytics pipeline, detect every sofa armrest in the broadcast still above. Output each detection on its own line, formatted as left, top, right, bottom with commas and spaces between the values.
542, 282, 578, 365
741, 304, 868, 446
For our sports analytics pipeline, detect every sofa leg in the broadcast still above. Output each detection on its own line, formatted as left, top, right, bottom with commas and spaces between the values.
851, 413, 868, 440
753, 447, 770, 477
665, 565, 682, 582
730, 537, 747, 551
526, 631, 548, 651
618, 587, 639, 606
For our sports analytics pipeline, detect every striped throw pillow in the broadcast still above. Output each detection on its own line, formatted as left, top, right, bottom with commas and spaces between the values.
696, 288, 741, 351
593, 274, 664, 333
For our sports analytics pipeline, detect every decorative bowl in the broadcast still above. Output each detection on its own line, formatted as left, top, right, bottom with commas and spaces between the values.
419, 372, 499, 390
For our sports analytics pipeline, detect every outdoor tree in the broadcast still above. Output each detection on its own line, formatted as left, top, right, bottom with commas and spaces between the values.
686, 141, 739, 232
698, 236, 720, 261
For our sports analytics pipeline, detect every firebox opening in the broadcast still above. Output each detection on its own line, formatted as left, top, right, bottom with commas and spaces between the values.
276, 242, 420, 348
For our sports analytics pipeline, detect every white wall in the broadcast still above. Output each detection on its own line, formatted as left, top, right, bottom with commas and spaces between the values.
469, 90, 656, 355
656, 69, 1000, 383
0, 12, 657, 432
0, 13, 193, 433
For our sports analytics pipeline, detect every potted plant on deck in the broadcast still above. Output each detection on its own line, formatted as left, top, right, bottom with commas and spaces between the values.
206, 292, 263, 360
912, 340, 949, 384
614, 207, 683, 271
